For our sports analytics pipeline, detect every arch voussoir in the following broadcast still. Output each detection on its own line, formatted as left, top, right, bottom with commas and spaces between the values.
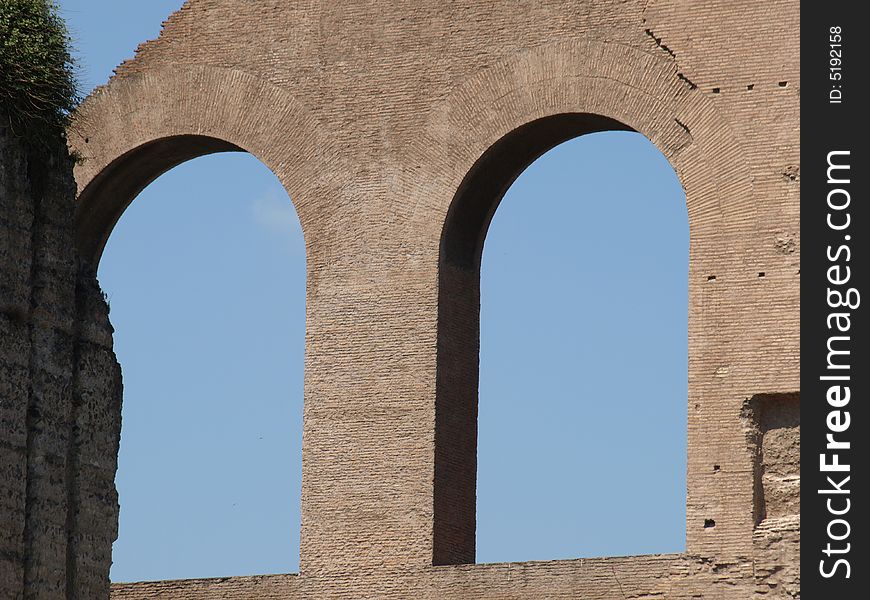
69, 65, 334, 264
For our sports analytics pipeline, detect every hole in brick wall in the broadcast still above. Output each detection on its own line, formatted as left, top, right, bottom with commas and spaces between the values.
704, 519, 716, 528
758, 272, 766, 277
744, 393, 800, 525
456, 124, 688, 565
711, 87, 720, 93
713, 464, 720, 473
707, 275, 716, 281
98, 152, 305, 581
778, 81, 788, 87
747, 84, 755, 90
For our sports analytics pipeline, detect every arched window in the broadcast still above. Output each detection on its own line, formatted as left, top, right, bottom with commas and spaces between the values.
97, 152, 305, 581
436, 115, 688, 565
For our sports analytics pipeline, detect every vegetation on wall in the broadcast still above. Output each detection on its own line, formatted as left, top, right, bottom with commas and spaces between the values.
0, 0, 79, 146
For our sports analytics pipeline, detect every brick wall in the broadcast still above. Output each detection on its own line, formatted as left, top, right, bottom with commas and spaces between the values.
0, 0, 799, 597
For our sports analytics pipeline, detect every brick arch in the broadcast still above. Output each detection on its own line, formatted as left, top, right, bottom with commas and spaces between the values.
1, 1, 800, 596
62, 65, 331, 593
68, 65, 334, 266
397, 38, 760, 564
408, 38, 757, 249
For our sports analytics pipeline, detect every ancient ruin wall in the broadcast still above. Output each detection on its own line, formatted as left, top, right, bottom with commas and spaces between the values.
1, 0, 799, 598
1, 121, 122, 600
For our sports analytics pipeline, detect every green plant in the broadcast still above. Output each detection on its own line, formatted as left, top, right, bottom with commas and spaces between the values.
0, 0, 79, 146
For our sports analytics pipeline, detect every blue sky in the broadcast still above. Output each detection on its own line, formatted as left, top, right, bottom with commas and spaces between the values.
58, 1, 688, 583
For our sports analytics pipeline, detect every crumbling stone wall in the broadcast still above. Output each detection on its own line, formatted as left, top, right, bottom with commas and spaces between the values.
1, 0, 799, 598
1, 122, 122, 599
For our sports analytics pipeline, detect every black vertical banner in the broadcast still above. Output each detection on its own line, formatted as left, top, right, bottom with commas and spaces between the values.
802, 2, 867, 597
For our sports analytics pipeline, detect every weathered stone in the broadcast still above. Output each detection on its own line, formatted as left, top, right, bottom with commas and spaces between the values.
0, 0, 799, 597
